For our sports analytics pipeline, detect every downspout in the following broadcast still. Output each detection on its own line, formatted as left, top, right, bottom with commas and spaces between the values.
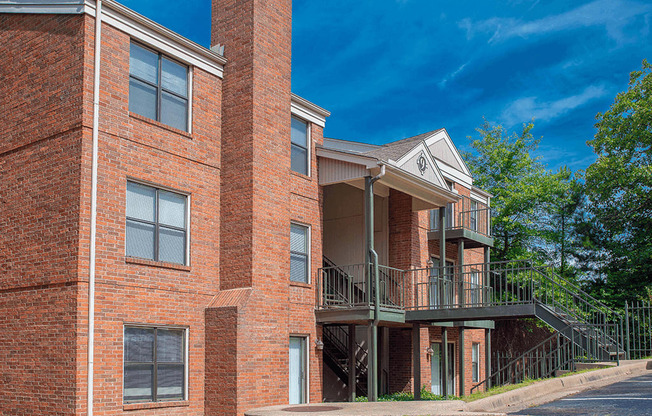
88, 1, 102, 414
365, 164, 385, 402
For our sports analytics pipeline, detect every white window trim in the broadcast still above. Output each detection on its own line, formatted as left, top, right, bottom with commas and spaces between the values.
471, 342, 480, 383
125, 178, 191, 266
290, 221, 311, 284
122, 324, 189, 404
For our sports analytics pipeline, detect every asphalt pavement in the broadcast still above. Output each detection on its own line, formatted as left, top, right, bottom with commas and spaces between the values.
511, 372, 652, 416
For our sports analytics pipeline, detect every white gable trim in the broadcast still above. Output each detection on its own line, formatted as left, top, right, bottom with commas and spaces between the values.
0, 0, 226, 78
424, 129, 472, 175
395, 141, 448, 189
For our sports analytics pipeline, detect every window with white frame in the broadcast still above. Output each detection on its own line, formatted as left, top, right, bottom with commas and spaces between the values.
123, 326, 186, 403
129, 42, 189, 132
290, 223, 309, 283
469, 271, 480, 305
291, 116, 309, 175
472, 342, 480, 383
126, 181, 188, 265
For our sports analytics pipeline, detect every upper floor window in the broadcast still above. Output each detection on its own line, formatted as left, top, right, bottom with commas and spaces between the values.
290, 223, 310, 283
124, 326, 186, 403
126, 181, 188, 265
469, 200, 478, 231
291, 116, 309, 175
129, 43, 189, 132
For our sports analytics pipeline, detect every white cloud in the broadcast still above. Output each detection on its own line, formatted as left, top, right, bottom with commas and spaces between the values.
438, 62, 468, 88
500, 85, 609, 127
460, 0, 651, 44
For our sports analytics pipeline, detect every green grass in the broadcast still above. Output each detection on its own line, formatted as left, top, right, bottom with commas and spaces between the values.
462, 367, 605, 402
354, 387, 460, 402
354, 367, 607, 403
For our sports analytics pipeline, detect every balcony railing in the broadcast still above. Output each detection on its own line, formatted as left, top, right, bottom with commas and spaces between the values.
316, 263, 405, 310
430, 194, 491, 238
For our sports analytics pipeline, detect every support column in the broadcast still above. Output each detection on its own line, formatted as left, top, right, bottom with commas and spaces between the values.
367, 324, 377, 401
412, 324, 421, 400
458, 240, 465, 306
348, 324, 356, 401
439, 207, 446, 306
442, 327, 449, 397
485, 328, 492, 390
459, 328, 465, 396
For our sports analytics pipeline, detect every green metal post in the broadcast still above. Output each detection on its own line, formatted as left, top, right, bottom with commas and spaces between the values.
413, 324, 422, 400
364, 176, 379, 402
442, 327, 449, 398
625, 301, 631, 360
348, 324, 356, 402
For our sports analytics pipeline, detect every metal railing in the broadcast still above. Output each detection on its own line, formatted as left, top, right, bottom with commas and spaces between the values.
317, 263, 405, 310
625, 300, 652, 359
323, 325, 368, 394
471, 322, 622, 393
405, 260, 625, 359
430, 194, 491, 237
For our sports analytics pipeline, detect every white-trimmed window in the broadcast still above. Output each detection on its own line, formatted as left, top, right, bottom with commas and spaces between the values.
291, 116, 309, 175
472, 342, 480, 383
290, 223, 310, 283
126, 181, 188, 265
430, 203, 454, 231
129, 42, 190, 132
123, 326, 187, 403
469, 200, 478, 231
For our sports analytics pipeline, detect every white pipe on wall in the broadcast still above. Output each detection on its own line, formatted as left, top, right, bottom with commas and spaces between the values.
88, 0, 102, 414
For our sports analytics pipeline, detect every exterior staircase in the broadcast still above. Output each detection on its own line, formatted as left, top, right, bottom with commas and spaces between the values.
322, 325, 368, 397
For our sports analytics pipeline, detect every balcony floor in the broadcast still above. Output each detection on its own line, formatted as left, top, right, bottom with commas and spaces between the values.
427, 228, 494, 248
315, 306, 405, 325
405, 303, 536, 323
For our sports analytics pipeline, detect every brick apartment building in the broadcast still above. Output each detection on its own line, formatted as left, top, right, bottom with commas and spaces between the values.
0, 0, 494, 415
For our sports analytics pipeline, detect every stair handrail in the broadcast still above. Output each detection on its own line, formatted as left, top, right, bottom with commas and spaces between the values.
471, 325, 575, 394
323, 326, 368, 376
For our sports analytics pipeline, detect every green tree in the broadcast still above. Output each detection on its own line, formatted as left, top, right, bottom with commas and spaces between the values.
581, 60, 652, 305
465, 120, 574, 264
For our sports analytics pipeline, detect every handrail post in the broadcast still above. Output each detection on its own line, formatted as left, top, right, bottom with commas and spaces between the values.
625, 301, 631, 360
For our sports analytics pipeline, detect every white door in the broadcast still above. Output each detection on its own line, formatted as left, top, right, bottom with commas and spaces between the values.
431, 343, 441, 394
289, 336, 306, 404
430, 342, 455, 396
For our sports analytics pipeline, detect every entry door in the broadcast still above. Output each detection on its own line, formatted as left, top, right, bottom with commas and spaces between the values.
289, 336, 307, 404
430, 342, 455, 396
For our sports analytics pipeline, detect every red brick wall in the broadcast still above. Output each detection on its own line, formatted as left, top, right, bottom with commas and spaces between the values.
0, 13, 86, 415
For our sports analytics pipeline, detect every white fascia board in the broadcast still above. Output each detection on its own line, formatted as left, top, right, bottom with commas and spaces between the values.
0, 0, 85, 13
438, 161, 473, 189
0, 0, 226, 78
378, 164, 459, 206
469, 191, 489, 205
424, 129, 472, 176
291, 94, 330, 128
316, 147, 378, 169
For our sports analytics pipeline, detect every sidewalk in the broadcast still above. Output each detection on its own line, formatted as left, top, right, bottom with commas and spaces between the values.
245, 360, 651, 416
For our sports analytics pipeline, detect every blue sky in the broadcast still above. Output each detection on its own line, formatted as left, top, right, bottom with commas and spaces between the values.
120, 0, 652, 171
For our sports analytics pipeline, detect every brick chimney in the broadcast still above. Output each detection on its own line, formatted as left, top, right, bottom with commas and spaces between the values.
207, 1, 293, 414
212, 0, 292, 290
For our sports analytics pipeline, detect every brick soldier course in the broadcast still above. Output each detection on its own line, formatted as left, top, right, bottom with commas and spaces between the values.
0, 0, 494, 415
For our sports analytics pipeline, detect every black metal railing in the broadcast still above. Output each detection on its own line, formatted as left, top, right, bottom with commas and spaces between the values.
430, 195, 491, 237
317, 262, 405, 310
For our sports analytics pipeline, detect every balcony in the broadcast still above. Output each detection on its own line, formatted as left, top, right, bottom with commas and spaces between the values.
315, 262, 407, 324
428, 194, 493, 248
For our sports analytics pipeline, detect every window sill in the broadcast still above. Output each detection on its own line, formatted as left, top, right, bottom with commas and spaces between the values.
290, 281, 312, 289
290, 170, 312, 181
129, 112, 192, 138
125, 257, 191, 271
123, 400, 189, 411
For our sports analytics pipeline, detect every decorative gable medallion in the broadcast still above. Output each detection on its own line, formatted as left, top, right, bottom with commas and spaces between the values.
417, 152, 428, 175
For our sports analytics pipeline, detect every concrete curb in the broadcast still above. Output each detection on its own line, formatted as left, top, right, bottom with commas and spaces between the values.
466, 359, 652, 413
